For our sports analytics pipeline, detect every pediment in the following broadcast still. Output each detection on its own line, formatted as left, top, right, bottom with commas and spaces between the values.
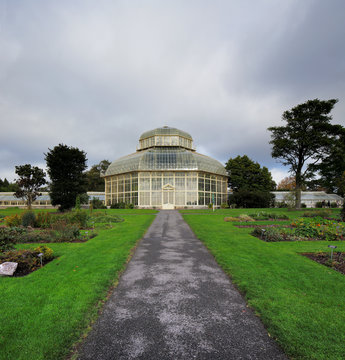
162, 184, 174, 190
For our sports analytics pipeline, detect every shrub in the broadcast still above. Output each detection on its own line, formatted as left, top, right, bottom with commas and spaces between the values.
125, 203, 134, 209
249, 212, 289, 220
301, 203, 307, 208
35, 212, 52, 228
251, 227, 300, 242
229, 190, 275, 208
0, 247, 53, 276
220, 203, 229, 209
208, 203, 213, 209
330, 202, 338, 208
302, 209, 332, 218
19, 230, 52, 243
276, 202, 288, 208
110, 202, 126, 209
90, 198, 106, 209
5, 214, 22, 227
224, 214, 255, 222
315, 201, 323, 208
0, 227, 19, 252
51, 220, 80, 242
55, 210, 89, 228
21, 211, 36, 227
34, 245, 54, 261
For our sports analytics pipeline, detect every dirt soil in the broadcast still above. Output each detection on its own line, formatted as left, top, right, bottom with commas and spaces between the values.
302, 252, 345, 275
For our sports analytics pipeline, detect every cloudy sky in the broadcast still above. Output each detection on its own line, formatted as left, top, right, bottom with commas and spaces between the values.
1, 0, 345, 184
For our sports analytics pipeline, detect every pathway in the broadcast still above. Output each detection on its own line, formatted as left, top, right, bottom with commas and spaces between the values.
77, 210, 286, 360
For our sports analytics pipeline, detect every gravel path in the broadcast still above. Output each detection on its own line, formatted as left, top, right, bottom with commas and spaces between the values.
77, 210, 287, 360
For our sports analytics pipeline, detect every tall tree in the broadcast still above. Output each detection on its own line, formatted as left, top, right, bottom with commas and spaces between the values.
268, 98, 338, 209
45, 144, 88, 211
310, 127, 345, 196
86, 160, 110, 191
225, 155, 276, 192
14, 164, 46, 209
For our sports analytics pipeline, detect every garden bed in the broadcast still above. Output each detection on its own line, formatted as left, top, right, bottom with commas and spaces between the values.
303, 252, 345, 275
235, 224, 292, 228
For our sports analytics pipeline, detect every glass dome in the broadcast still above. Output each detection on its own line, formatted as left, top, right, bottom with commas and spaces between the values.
104, 126, 228, 208
138, 126, 194, 150
105, 147, 227, 176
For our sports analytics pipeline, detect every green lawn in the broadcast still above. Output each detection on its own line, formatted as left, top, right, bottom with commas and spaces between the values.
0, 213, 155, 360
183, 211, 345, 360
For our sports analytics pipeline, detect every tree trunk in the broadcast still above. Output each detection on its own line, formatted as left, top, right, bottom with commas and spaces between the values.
295, 185, 302, 209
295, 171, 302, 209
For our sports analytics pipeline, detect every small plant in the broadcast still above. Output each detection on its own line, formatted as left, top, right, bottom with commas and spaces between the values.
51, 220, 80, 242
208, 203, 213, 209
110, 202, 126, 209
21, 211, 36, 227
251, 227, 300, 242
35, 212, 52, 228
224, 214, 255, 222
90, 198, 106, 209
0, 227, 18, 252
5, 214, 22, 227
302, 209, 332, 218
0, 247, 53, 276
34, 245, 54, 261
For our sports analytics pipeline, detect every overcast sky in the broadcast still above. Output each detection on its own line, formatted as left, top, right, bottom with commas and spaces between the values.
1, 0, 344, 184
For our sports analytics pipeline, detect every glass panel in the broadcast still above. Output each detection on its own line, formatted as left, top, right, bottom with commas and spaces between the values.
205, 179, 210, 191
125, 179, 131, 192
175, 191, 185, 205
139, 192, 150, 205
205, 192, 210, 205
198, 192, 204, 205
118, 179, 124, 192
186, 192, 197, 205
175, 177, 185, 190
139, 178, 150, 190
211, 179, 216, 192
187, 177, 197, 190
152, 177, 162, 190
152, 191, 162, 205
198, 177, 204, 191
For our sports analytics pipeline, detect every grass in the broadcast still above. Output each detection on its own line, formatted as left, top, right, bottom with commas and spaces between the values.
182, 211, 345, 360
0, 213, 155, 360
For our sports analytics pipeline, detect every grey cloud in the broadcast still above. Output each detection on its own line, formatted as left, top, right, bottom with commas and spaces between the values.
0, 0, 344, 183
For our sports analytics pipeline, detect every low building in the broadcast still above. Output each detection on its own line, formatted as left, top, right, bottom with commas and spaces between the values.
272, 191, 344, 208
0, 192, 105, 209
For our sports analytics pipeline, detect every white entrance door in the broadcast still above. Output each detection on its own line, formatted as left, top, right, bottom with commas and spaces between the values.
162, 185, 175, 209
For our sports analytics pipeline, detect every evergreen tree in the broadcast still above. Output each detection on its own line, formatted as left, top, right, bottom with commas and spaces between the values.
225, 155, 276, 192
86, 160, 110, 191
45, 144, 88, 211
268, 98, 338, 208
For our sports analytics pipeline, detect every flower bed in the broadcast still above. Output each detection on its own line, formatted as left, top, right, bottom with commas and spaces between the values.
302, 252, 345, 275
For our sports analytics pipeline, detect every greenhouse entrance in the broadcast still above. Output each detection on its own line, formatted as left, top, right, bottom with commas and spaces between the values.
162, 185, 175, 209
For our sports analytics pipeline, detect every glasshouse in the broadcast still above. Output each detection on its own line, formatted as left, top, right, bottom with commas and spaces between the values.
103, 126, 228, 209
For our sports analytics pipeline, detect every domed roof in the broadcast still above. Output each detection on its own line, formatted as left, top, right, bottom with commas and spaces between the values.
105, 147, 227, 176
139, 126, 192, 141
